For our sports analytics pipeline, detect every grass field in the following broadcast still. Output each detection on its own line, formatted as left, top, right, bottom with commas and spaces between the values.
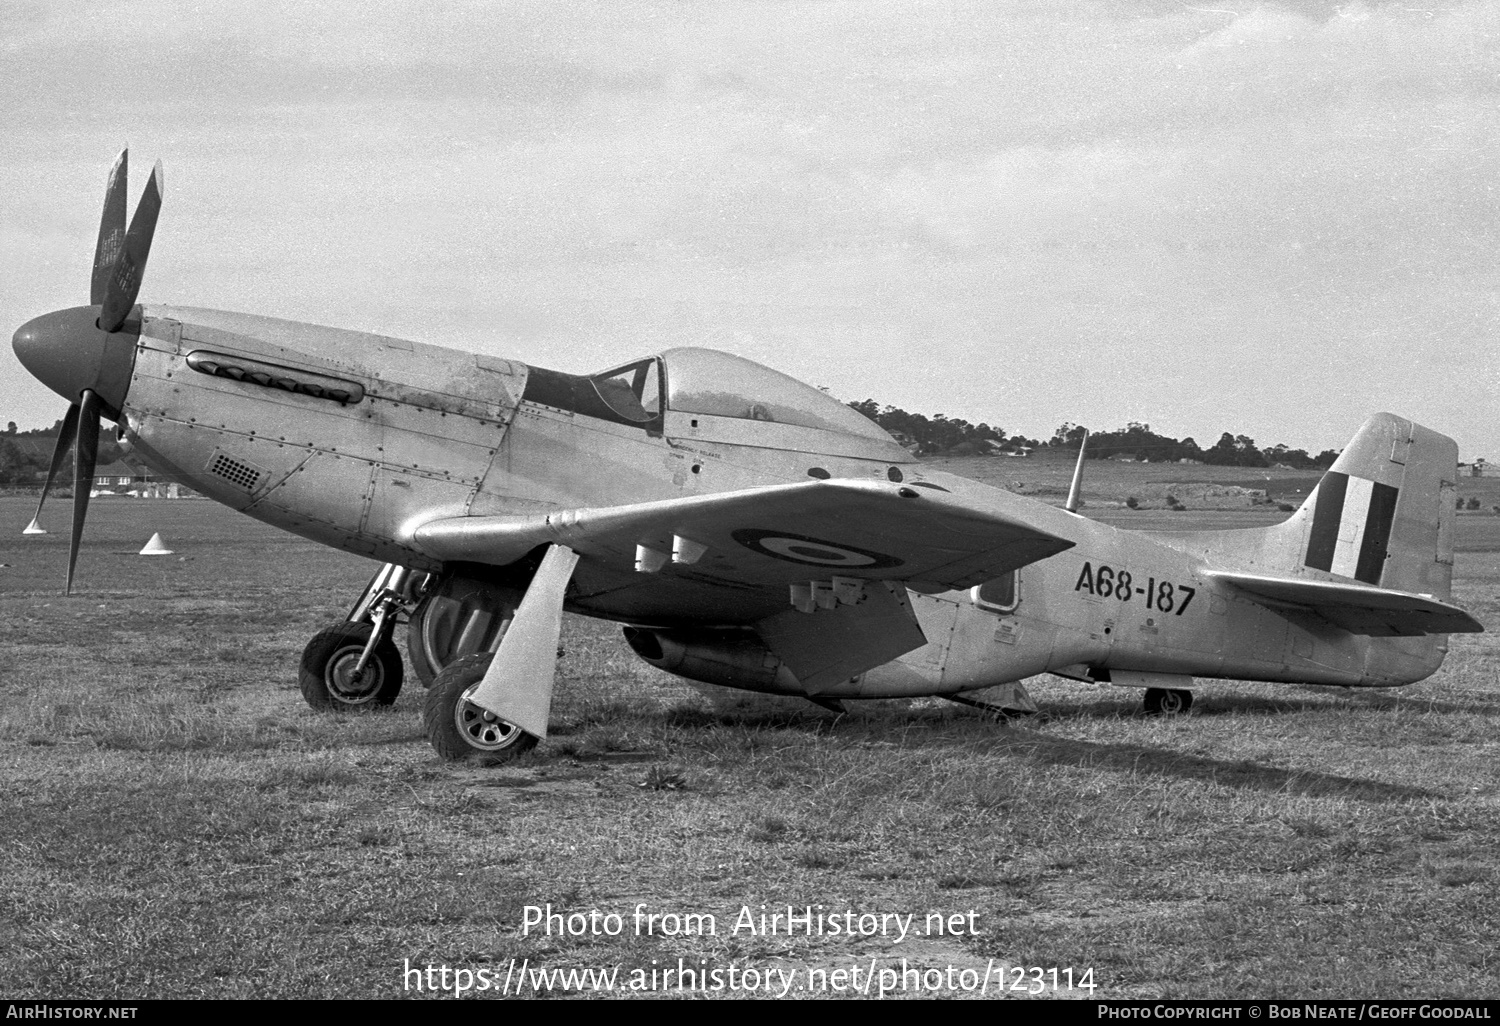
2, 492, 1498, 1000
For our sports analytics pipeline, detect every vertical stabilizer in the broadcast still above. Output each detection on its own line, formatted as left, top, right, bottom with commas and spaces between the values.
1276, 413, 1457, 599
1136, 415, 1473, 684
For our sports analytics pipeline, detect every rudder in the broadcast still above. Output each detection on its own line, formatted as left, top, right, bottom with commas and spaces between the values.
1281, 413, 1457, 599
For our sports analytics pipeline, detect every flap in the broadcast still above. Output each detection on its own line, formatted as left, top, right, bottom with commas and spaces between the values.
755, 581, 928, 692
1207, 570, 1484, 637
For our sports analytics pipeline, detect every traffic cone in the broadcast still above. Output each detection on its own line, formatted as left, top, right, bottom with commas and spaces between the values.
139, 532, 174, 556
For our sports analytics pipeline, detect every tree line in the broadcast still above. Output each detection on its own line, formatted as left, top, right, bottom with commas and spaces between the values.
847, 402, 1340, 469
0, 419, 126, 485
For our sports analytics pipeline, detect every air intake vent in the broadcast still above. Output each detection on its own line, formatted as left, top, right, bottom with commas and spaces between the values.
207, 451, 266, 492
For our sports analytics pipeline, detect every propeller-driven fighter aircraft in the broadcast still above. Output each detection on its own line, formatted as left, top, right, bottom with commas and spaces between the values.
13, 152, 1484, 762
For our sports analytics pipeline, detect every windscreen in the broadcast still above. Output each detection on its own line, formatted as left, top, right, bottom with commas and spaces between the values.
589, 358, 661, 424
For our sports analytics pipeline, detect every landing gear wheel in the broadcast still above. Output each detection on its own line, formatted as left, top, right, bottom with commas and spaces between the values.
408, 578, 519, 687
424, 653, 539, 764
299, 622, 404, 710
1143, 687, 1193, 716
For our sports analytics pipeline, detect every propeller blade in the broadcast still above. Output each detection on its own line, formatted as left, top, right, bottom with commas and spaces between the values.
22, 403, 80, 535
90, 148, 128, 306
99, 159, 163, 333
66, 390, 102, 595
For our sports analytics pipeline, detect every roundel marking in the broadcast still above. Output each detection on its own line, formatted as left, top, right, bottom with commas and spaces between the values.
731, 529, 904, 569
764, 539, 871, 565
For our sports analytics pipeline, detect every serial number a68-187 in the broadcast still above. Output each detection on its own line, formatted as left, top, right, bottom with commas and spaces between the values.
1074, 562, 1196, 615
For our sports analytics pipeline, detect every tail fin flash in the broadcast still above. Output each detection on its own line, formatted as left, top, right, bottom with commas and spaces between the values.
1289, 413, 1456, 598
1169, 413, 1478, 645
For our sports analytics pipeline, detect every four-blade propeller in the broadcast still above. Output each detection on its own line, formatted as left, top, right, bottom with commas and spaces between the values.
21, 147, 163, 594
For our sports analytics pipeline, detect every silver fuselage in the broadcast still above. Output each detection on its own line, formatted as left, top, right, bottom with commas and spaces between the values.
105, 306, 1447, 699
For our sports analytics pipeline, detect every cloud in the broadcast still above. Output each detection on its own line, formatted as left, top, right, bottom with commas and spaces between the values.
2, 1, 1496, 452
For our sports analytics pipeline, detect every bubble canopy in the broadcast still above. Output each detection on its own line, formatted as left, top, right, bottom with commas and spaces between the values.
659, 347, 894, 443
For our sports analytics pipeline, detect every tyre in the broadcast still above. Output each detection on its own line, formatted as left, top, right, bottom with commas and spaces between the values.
424, 653, 539, 764
407, 578, 518, 687
1143, 687, 1194, 716
299, 622, 404, 710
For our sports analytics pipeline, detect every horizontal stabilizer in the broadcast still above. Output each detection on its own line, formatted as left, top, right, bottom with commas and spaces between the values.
413, 479, 1074, 591
1207, 570, 1483, 637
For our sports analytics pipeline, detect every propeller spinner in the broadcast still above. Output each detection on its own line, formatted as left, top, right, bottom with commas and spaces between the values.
13, 148, 159, 593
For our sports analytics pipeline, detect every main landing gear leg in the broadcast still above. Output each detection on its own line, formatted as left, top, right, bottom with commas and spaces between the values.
424, 544, 579, 764
298, 564, 430, 711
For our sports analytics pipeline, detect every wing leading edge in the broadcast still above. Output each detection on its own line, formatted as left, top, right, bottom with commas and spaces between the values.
1206, 570, 1483, 637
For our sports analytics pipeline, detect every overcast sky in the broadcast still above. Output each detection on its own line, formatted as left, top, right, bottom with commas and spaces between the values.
2, 1, 1495, 458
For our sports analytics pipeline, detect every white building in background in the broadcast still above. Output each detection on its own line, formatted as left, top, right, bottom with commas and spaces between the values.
92, 457, 185, 498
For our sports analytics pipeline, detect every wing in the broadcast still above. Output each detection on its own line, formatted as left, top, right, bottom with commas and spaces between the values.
1206, 570, 1483, 637
413, 478, 1074, 591
414, 479, 1074, 690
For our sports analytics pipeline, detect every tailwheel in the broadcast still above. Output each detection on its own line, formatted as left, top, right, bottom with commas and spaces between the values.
299, 622, 404, 710
1143, 687, 1193, 716
424, 653, 538, 764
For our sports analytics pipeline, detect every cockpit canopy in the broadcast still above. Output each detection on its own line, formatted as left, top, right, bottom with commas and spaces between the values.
529, 346, 910, 462
659, 347, 896, 443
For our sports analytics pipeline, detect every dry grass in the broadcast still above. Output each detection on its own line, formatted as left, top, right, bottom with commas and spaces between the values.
1, 496, 1497, 999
